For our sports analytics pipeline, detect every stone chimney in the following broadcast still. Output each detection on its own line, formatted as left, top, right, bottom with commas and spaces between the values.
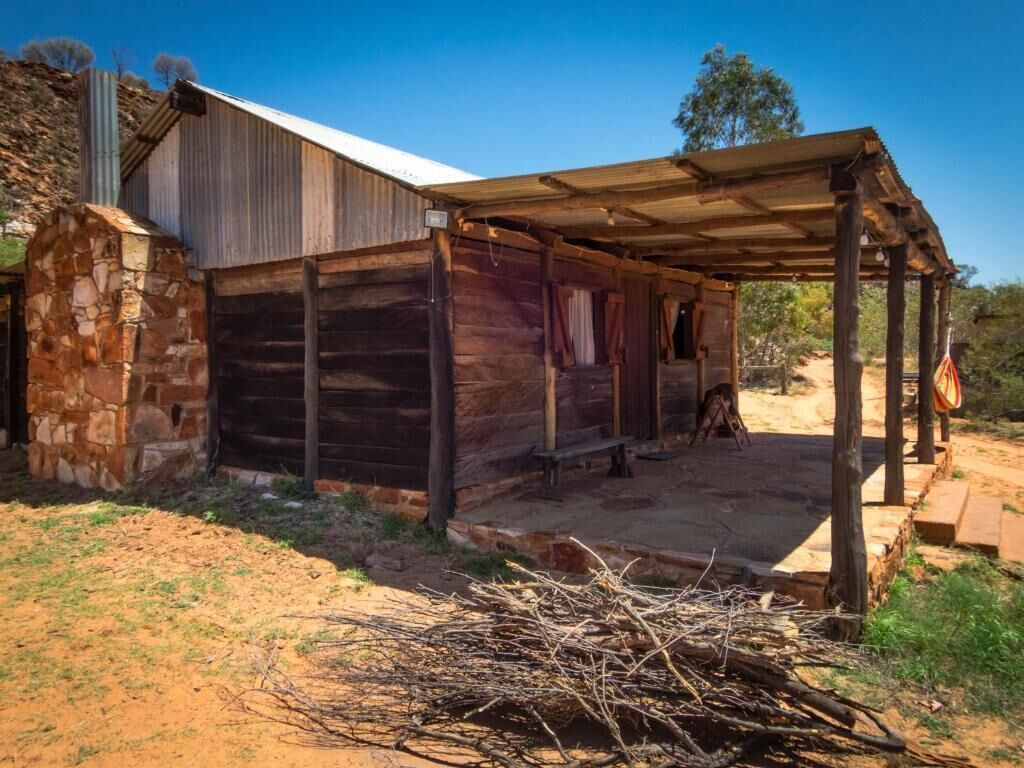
78, 69, 121, 206
24, 205, 208, 490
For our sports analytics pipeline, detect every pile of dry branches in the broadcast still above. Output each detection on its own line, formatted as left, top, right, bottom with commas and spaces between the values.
248, 551, 967, 767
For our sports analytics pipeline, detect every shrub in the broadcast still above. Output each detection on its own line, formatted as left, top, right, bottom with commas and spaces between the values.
20, 38, 94, 72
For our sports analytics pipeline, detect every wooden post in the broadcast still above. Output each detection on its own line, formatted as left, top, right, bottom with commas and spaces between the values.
884, 244, 907, 506
936, 280, 952, 443
730, 285, 740, 409
541, 248, 557, 450
918, 273, 937, 464
428, 229, 456, 530
204, 273, 220, 475
611, 265, 623, 438
694, 282, 706, 427
2, 295, 11, 450
303, 256, 319, 492
828, 170, 867, 634
650, 279, 662, 440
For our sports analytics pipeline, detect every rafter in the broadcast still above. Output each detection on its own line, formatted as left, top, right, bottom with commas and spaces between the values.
537, 175, 665, 226
454, 166, 831, 222
555, 207, 834, 241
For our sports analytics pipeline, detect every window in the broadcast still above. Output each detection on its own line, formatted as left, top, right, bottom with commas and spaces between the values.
553, 285, 608, 368
673, 302, 696, 360
568, 288, 596, 366
661, 297, 696, 361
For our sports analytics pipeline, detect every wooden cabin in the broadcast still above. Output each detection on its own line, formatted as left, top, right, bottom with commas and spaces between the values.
117, 81, 740, 510
115, 80, 954, 621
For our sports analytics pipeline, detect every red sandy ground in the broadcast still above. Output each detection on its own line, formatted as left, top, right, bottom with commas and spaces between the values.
0, 358, 1020, 766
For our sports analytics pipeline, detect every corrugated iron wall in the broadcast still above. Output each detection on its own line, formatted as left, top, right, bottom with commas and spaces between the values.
120, 99, 429, 268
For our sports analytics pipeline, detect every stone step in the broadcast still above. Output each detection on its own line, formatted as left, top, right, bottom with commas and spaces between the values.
999, 510, 1024, 563
914, 480, 970, 545
954, 496, 1003, 556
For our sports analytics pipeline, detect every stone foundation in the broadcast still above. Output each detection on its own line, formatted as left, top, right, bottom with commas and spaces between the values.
24, 205, 207, 490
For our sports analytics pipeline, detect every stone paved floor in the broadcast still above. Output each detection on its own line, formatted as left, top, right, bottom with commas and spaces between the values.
451, 433, 948, 606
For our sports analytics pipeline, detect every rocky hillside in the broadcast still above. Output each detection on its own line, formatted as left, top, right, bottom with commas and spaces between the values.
0, 60, 160, 237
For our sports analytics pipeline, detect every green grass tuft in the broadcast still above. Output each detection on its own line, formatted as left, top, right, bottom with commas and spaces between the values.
271, 473, 316, 501
863, 556, 1024, 715
460, 551, 533, 580
0, 237, 25, 269
337, 488, 371, 514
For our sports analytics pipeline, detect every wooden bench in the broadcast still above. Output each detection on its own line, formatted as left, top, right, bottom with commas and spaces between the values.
534, 436, 633, 500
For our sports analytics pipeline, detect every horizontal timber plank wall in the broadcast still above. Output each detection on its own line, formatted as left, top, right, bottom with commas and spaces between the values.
451, 231, 737, 511
552, 258, 615, 448
213, 260, 306, 475
453, 240, 546, 490
317, 245, 432, 491
702, 291, 733, 393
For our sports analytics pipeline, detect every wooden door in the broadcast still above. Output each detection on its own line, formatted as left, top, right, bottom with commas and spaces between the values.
621, 277, 653, 439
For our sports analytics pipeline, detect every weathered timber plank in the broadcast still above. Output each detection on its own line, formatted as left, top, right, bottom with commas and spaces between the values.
218, 360, 303, 378
320, 421, 430, 450
454, 441, 539, 490
318, 282, 428, 311
317, 246, 431, 274
456, 411, 545, 455
317, 263, 429, 289
453, 295, 544, 330
318, 351, 429, 371
219, 395, 306, 420
319, 389, 430, 409
456, 381, 546, 420
218, 376, 304, 399
215, 291, 303, 315
319, 443, 429, 466
453, 325, 543, 356
454, 354, 544, 383
319, 405, 430, 427
453, 248, 540, 283
319, 329, 429, 353
319, 458, 428, 490
452, 271, 543, 304
220, 412, 306, 440
319, 369, 430, 393
215, 324, 305, 344
215, 342, 305, 363
318, 306, 427, 332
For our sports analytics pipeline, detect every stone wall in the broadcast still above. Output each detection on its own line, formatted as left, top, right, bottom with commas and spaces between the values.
24, 204, 207, 490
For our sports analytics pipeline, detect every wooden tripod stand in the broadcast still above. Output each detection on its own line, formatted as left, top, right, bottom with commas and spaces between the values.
689, 394, 752, 450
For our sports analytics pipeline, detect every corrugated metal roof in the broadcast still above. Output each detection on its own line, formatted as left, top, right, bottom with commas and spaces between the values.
122, 81, 481, 188
423, 129, 872, 202
421, 128, 953, 277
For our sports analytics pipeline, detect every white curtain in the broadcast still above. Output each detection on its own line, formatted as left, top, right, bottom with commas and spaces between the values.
569, 289, 596, 366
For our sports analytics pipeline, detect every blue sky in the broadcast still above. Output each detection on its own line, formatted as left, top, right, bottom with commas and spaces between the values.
4, 1, 1021, 281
